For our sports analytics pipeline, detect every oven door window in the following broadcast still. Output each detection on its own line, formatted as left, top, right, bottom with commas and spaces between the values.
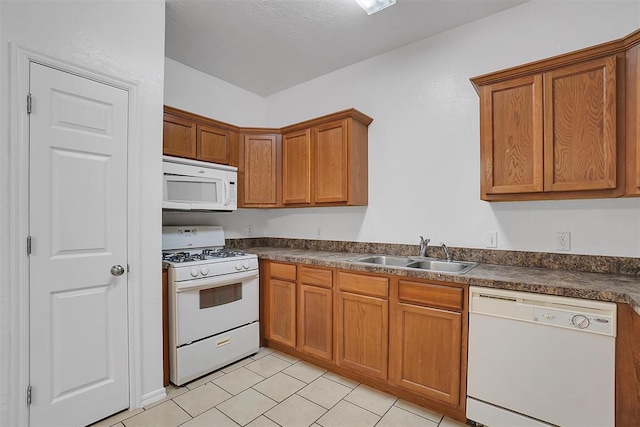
200, 283, 242, 309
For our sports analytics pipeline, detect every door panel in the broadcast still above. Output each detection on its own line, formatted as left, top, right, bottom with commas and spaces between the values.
29, 62, 129, 427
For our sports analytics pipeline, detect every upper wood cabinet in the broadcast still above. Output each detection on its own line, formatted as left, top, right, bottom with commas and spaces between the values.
626, 36, 640, 196
282, 129, 312, 204
282, 109, 373, 207
163, 106, 373, 208
544, 56, 618, 193
239, 132, 281, 207
474, 54, 623, 201
163, 106, 237, 166
480, 75, 543, 195
197, 124, 231, 165
471, 30, 640, 201
163, 112, 197, 159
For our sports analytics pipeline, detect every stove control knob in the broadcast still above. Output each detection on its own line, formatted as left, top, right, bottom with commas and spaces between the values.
572, 314, 590, 329
243, 261, 250, 270
190, 267, 199, 278
235, 262, 242, 271
200, 266, 209, 276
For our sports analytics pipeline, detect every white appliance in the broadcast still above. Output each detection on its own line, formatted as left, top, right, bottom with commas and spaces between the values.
163, 155, 237, 211
162, 226, 259, 386
467, 287, 616, 427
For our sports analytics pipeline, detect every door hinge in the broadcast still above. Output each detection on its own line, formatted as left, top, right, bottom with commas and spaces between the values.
27, 236, 32, 255
27, 93, 32, 115
26, 385, 32, 406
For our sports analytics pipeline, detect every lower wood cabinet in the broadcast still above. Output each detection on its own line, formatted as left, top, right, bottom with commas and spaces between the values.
336, 271, 389, 380
297, 266, 333, 361
265, 262, 297, 348
336, 291, 389, 379
390, 279, 466, 407
262, 261, 467, 421
391, 303, 462, 404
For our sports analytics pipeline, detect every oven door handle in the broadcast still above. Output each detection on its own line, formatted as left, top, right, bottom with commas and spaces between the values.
175, 269, 258, 292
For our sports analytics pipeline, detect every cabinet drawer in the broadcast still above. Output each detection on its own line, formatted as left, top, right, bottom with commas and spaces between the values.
398, 280, 463, 311
300, 266, 333, 288
270, 262, 297, 281
338, 271, 389, 298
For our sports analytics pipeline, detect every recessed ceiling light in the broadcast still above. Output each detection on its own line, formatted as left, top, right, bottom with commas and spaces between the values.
354, 0, 397, 15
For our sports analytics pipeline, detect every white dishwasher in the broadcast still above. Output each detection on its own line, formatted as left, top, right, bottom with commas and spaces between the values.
466, 286, 616, 427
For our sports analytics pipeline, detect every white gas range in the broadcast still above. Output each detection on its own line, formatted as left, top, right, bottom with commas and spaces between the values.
162, 226, 259, 386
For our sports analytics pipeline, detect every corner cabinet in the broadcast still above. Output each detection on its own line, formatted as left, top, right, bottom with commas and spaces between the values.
239, 132, 281, 207
162, 106, 372, 208
281, 109, 373, 207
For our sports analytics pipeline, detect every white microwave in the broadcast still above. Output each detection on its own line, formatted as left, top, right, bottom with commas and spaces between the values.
163, 156, 237, 211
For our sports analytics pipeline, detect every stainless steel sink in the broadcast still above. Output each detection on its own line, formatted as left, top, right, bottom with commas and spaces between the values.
353, 255, 412, 266
405, 259, 477, 274
351, 255, 477, 275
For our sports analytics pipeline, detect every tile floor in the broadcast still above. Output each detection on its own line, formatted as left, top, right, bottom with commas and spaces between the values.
92, 348, 468, 427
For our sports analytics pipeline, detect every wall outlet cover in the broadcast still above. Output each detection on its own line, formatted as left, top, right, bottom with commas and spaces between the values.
556, 231, 571, 251
486, 231, 498, 248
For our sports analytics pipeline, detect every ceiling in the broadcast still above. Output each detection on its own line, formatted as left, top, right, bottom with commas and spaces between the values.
165, 0, 528, 96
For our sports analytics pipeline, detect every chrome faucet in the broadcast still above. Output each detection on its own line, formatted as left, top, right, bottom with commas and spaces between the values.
441, 243, 452, 262
419, 236, 430, 257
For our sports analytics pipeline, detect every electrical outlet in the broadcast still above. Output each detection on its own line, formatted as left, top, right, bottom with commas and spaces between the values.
246, 225, 253, 236
486, 231, 498, 248
316, 226, 321, 237
556, 231, 571, 251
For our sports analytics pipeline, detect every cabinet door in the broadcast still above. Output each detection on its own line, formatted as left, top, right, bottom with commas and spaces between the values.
282, 129, 312, 204
544, 56, 617, 192
163, 113, 196, 158
626, 44, 640, 196
313, 120, 349, 203
336, 291, 388, 379
243, 134, 278, 205
197, 124, 229, 164
480, 75, 543, 196
268, 279, 296, 348
298, 284, 332, 361
391, 303, 461, 405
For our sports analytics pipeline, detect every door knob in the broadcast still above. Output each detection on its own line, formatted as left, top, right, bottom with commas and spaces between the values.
111, 265, 125, 276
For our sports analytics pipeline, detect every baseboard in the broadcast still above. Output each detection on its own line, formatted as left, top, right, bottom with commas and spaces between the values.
140, 387, 167, 407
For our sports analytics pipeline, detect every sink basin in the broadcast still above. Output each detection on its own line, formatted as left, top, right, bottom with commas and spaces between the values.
405, 259, 477, 274
353, 255, 412, 266
351, 255, 477, 275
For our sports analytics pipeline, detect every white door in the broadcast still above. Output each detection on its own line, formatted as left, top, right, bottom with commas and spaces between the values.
28, 62, 130, 427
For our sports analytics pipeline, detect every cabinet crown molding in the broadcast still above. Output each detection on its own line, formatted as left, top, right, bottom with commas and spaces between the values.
470, 28, 640, 93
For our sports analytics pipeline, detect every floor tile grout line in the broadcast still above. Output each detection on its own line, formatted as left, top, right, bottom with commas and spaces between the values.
392, 400, 445, 424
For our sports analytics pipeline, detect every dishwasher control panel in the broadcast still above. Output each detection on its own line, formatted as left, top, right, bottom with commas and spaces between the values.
469, 287, 617, 337
533, 307, 614, 335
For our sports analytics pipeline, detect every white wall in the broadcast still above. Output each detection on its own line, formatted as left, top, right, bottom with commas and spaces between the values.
165, 58, 267, 126
196, 0, 639, 258
0, 1, 165, 424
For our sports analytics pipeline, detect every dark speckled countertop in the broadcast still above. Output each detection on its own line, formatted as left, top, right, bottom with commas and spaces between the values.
246, 247, 640, 315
